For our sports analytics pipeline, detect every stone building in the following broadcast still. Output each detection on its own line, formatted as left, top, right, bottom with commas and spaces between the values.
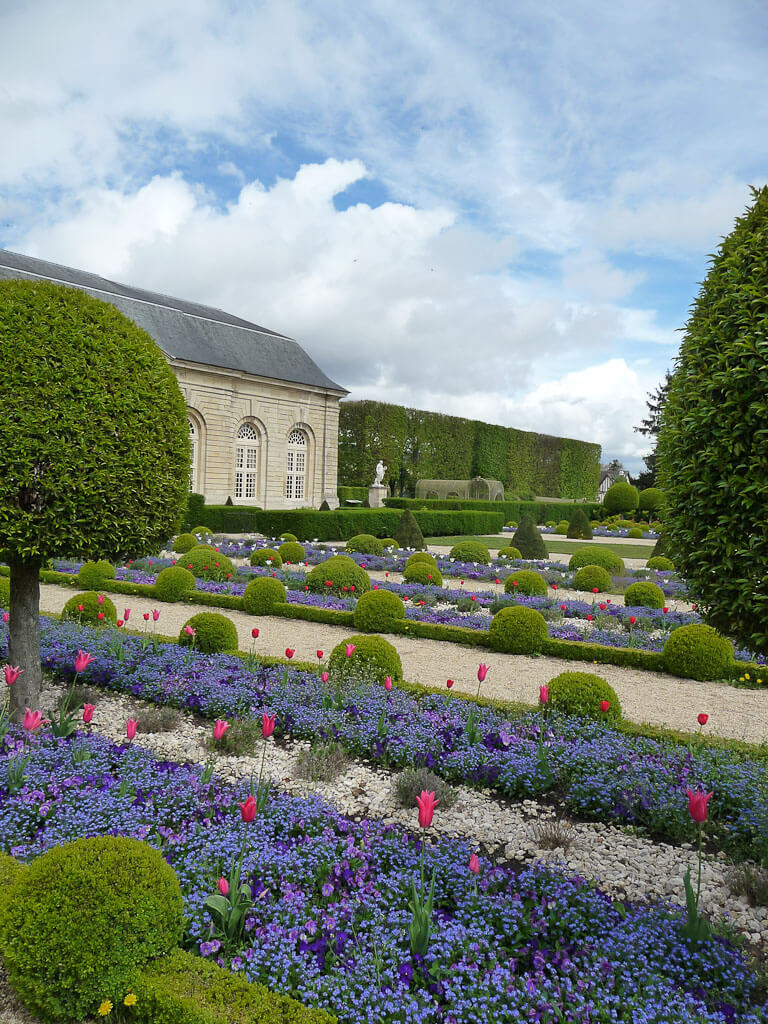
0, 250, 346, 509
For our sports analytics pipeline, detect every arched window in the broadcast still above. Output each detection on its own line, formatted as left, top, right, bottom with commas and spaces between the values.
188, 419, 197, 492
235, 423, 260, 501
285, 429, 307, 500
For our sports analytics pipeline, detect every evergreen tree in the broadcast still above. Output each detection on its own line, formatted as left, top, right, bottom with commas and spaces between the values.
394, 509, 425, 549
634, 372, 672, 487
511, 514, 547, 559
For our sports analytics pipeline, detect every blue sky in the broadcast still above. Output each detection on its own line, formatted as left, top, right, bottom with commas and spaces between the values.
2, 0, 766, 473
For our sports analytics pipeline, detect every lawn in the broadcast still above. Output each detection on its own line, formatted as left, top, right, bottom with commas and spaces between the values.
424, 533, 654, 560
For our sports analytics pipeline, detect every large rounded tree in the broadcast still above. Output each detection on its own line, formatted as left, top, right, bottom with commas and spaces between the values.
0, 279, 190, 718
658, 186, 768, 655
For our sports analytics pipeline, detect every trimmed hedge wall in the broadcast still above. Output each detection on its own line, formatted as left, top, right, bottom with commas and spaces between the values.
384, 497, 603, 525
338, 399, 601, 498
337, 485, 368, 503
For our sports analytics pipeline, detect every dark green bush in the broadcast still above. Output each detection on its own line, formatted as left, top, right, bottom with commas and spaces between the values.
327, 634, 402, 684
503, 569, 547, 596
567, 508, 593, 540
305, 555, 372, 598
278, 541, 306, 563
663, 624, 735, 681
181, 545, 235, 579
403, 562, 443, 586
568, 546, 625, 575
554, 520, 569, 535
602, 481, 639, 514
173, 533, 198, 554
651, 533, 670, 559
547, 671, 621, 722
496, 545, 522, 560
638, 488, 664, 513
61, 591, 117, 627
572, 564, 613, 593
511, 515, 547, 559
243, 577, 287, 614
623, 580, 666, 609
250, 547, 283, 568
155, 566, 196, 601
77, 559, 116, 589
647, 555, 674, 571
345, 533, 383, 556
0, 836, 183, 1023
394, 509, 425, 549
627, 527, 644, 539
449, 540, 490, 564
178, 613, 239, 653
488, 606, 548, 654
405, 551, 437, 570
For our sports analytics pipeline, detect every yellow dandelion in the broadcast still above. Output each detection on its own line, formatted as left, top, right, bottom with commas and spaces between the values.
745, 673, 751, 680
97, 1000, 113, 1016
124, 993, 138, 1007
739, 677, 745, 683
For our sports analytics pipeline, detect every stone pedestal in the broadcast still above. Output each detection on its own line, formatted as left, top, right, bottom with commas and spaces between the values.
368, 484, 387, 508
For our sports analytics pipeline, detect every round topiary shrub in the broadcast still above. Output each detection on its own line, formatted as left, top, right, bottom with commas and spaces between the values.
568, 547, 625, 575
545, 520, 556, 529
638, 487, 665, 514
353, 589, 406, 632
346, 534, 383, 556
380, 537, 398, 550
0, 836, 183, 1023
506, 520, 519, 528
178, 612, 239, 653
278, 540, 306, 563
279, 532, 298, 543
191, 525, 214, 540
449, 541, 490, 565
154, 565, 196, 601
173, 532, 198, 554
327, 634, 402, 684
647, 555, 675, 571
489, 606, 548, 654
546, 671, 621, 722
305, 555, 372, 598
61, 591, 117, 626
627, 527, 644, 539
555, 520, 570, 535
572, 564, 613, 593
663, 624, 735, 681
250, 547, 283, 568
406, 551, 438, 571
497, 545, 522, 560
403, 562, 443, 587
603, 480, 639, 514
182, 544, 235, 579
242, 576, 287, 614
503, 569, 547, 597
77, 559, 115, 589
623, 580, 666, 609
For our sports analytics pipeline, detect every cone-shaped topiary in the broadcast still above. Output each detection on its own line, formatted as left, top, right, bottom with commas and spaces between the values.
567, 508, 593, 540
663, 624, 734, 681
61, 592, 117, 627
651, 533, 670, 559
489, 606, 548, 654
154, 565, 196, 601
511, 515, 547, 560
178, 613, 239, 653
353, 589, 406, 631
242, 577, 287, 614
327, 634, 402, 684
394, 509, 425, 550
546, 671, 621, 723
603, 481, 639, 514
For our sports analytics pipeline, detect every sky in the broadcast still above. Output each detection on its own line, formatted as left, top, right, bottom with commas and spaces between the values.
2, 0, 766, 475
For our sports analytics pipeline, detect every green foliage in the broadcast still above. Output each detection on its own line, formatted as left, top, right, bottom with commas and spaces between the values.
497, 545, 522, 560
337, 485, 369, 503
154, 566, 196, 601
638, 487, 665, 513
510, 514, 547, 559
279, 533, 298, 543
663, 624, 735, 681
77, 559, 115, 588
185, 505, 261, 533
651, 533, 670, 559
647, 555, 675, 571
546, 671, 621, 722
206, 719, 261, 756
403, 562, 443, 586
568, 546, 625, 575
394, 509, 425, 549
488, 606, 548, 654
327, 634, 402, 684
406, 551, 437, 570
181, 544, 235, 579
192, 525, 214, 540
624, 581, 666, 609
554, 520, 570, 535
0, 575, 8, 606
133, 948, 338, 1024
572, 565, 613, 593
503, 569, 547, 596
657, 187, 768, 655
0, 852, 24, 895
393, 767, 457, 810
0, 836, 183, 1023
0, 280, 189, 564
305, 555, 372, 598
61, 591, 117, 626
602, 481, 639, 514
627, 527, 644, 539
386, 496, 604, 524
242, 577, 287, 614
295, 741, 349, 783
250, 547, 283, 567
179, 613, 239, 654
449, 540, 490, 564
278, 541, 306, 563
353, 589, 406, 632
567, 508, 593, 540
345, 533, 383, 556
380, 537, 398, 549
173, 533, 198, 554
185, 493, 205, 527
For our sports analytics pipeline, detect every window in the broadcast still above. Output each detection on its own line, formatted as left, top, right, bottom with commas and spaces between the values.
235, 423, 260, 501
286, 429, 307, 500
188, 420, 197, 492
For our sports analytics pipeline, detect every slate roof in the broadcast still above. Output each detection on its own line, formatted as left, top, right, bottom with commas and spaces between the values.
0, 249, 346, 393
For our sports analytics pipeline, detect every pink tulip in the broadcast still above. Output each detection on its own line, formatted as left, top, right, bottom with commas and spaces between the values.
2, 613, 8, 623
539, 685, 549, 705
152, 609, 160, 622
262, 713, 276, 738
686, 789, 713, 824
217, 876, 229, 897
384, 676, 393, 691
469, 853, 480, 875
23, 709, 47, 731
97, 594, 105, 605
416, 790, 439, 829
74, 650, 94, 673
477, 664, 488, 683
82, 704, 95, 724
239, 794, 258, 822
345, 644, 356, 658
123, 609, 131, 621
3, 665, 22, 687
213, 719, 230, 741
321, 671, 329, 683
126, 718, 138, 741
184, 625, 196, 636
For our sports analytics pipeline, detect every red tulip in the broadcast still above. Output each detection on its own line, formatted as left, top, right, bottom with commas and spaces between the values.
74, 650, 94, 673
592, 587, 599, 594
599, 603, 607, 611
97, 593, 105, 605
152, 609, 160, 621
495, 578, 500, 585
285, 648, 294, 659
143, 612, 150, 621
325, 580, 332, 587
697, 713, 709, 727
262, 713, 276, 738
23, 708, 47, 731
123, 608, 131, 621
471, 595, 476, 602
316, 650, 324, 660
2, 613, 8, 623
345, 644, 356, 658
126, 718, 138, 741
217, 876, 229, 897
239, 795, 258, 822
384, 676, 393, 691
77, 604, 85, 613
663, 607, 669, 614
512, 580, 518, 588
213, 719, 230, 741
629, 616, 636, 625
469, 853, 480, 875
350, 585, 355, 592
551, 583, 557, 591
586, 614, 594, 621
600, 700, 610, 713
416, 790, 439, 829
539, 685, 549, 704
477, 664, 488, 683
97, 612, 105, 621
3, 665, 22, 686
82, 704, 95, 724
116, 619, 124, 628
686, 789, 713, 823
446, 678, 454, 689
252, 628, 259, 638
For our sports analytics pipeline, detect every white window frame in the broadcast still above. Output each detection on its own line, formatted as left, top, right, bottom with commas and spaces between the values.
285, 429, 307, 501
235, 423, 261, 503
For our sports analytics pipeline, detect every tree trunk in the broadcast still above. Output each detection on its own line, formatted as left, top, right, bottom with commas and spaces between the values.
8, 557, 42, 722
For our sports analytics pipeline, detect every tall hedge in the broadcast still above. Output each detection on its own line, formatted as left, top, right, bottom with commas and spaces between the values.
338, 400, 600, 499
658, 186, 768, 655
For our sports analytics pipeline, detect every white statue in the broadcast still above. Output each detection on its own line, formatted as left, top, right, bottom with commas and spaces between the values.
373, 460, 386, 486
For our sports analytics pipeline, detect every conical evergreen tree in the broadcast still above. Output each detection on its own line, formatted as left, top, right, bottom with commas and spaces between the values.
511, 514, 547, 559
567, 507, 593, 540
394, 509, 425, 549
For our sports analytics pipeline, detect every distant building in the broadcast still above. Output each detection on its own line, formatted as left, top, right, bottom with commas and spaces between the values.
597, 462, 631, 500
0, 250, 347, 509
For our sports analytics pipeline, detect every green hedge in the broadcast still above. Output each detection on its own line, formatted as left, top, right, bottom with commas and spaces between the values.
337, 485, 369, 503
384, 496, 602, 525
248, 508, 504, 540
183, 505, 261, 533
